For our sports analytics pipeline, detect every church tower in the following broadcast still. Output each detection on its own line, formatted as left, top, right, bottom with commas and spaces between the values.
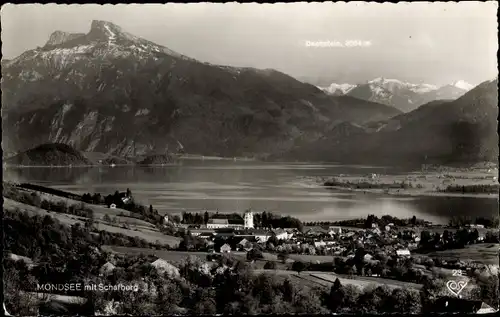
244, 211, 254, 229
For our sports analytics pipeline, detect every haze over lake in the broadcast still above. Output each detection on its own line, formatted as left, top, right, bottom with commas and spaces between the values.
4, 160, 497, 225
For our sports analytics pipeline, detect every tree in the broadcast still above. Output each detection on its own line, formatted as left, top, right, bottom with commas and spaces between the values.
328, 278, 344, 312
192, 288, 217, 315
126, 188, 131, 197
479, 274, 499, 308
247, 248, 264, 261
263, 261, 277, 270
419, 230, 432, 248
281, 278, 296, 302
389, 287, 421, 313
4, 266, 39, 316
292, 261, 307, 274
411, 215, 417, 226
103, 214, 111, 222
204, 211, 209, 225
85, 209, 95, 231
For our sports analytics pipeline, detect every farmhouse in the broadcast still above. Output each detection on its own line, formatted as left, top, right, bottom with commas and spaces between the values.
272, 229, 288, 240
328, 226, 342, 235
99, 262, 116, 276
396, 249, 411, 257
109, 203, 117, 209
220, 244, 232, 253
252, 229, 271, 242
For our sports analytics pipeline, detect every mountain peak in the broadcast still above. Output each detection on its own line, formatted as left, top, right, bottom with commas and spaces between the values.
451, 80, 474, 91
45, 30, 85, 46
87, 20, 133, 43
90, 20, 122, 34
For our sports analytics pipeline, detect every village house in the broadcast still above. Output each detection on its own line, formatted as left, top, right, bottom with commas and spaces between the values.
363, 253, 374, 262
328, 226, 343, 235
314, 240, 326, 248
109, 203, 117, 209
99, 262, 116, 277
190, 229, 215, 237
345, 231, 356, 238
220, 243, 232, 253
198, 232, 215, 240
284, 229, 296, 239
372, 227, 382, 235
207, 219, 230, 229
252, 229, 271, 242
272, 229, 288, 240
396, 249, 411, 257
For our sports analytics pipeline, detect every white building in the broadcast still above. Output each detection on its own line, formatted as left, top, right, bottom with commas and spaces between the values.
207, 219, 230, 229
329, 226, 342, 235
244, 211, 254, 229
272, 229, 288, 240
314, 241, 326, 248
163, 215, 169, 224
396, 249, 411, 257
253, 230, 271, 242
109, 203, 117, 209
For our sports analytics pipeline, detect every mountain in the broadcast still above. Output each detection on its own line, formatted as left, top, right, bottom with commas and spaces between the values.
278, 78, 498, 166
4, 143, 92, 166
317, 83, 356, 96
2, 20, 400, 159
318, 77, 473, 112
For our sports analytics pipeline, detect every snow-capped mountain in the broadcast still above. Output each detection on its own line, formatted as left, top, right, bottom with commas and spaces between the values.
280, 78, 498, 166
451, 80, 474, 91
317, 83, 356, 96
2, 20, 400, 159
319, 77, 474, 112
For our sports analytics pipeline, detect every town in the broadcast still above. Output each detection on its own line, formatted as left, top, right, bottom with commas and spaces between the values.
3, 182, 499, 315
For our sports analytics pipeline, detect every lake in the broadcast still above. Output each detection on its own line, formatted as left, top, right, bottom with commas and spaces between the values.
3, 160, 498, 225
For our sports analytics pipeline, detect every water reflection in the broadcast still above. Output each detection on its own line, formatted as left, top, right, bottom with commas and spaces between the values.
3, 161, 497, 225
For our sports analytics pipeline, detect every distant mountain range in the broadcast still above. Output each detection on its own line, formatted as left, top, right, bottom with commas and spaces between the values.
2, 20, 400, 159
277, 78, 498, 166
317, 78, 474, 112
2, 20, 496, 167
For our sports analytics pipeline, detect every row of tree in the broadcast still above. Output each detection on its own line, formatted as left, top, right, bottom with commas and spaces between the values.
305, 214, 428, 228
418, 228, 499, 252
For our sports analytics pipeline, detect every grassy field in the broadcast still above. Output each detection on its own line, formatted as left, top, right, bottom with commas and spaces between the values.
424, 244, 499, 265
288, 254, 335, 263
4, 198, 180, 247
253, 269, 422, 291
101, 246, 211, 263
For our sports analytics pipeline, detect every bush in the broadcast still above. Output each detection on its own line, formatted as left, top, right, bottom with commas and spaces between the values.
264, 261, 277, 270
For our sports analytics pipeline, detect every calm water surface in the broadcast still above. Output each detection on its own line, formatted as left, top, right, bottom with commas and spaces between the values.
4, 160, 498, 225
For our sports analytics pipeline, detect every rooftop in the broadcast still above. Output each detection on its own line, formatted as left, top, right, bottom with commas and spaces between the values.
208, 219, 229, 225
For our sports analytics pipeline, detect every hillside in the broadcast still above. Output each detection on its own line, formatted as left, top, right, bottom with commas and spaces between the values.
278, 78, 498, 166
137, 154, 175, 165
2, 20, 400, 160
4, 143, 92, 166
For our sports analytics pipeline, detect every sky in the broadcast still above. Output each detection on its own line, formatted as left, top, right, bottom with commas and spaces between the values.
1, 2, 498, 86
